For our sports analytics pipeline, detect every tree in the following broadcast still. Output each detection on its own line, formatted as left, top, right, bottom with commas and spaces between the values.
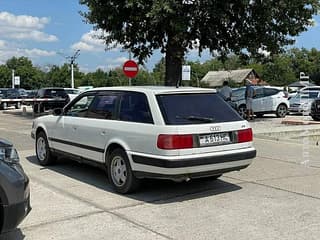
79, 0, 319, 86
6, 57, 45, 89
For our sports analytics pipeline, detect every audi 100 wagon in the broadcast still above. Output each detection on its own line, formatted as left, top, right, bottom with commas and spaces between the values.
31, 86, 256, 193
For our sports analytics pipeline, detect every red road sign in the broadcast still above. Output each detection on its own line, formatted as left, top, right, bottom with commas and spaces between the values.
123, 60, 139, 78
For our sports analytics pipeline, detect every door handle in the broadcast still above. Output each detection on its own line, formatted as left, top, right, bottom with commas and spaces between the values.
72, 126, 77, 131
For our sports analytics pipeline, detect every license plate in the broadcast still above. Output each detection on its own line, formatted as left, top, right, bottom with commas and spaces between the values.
199, 132, 231, 146
317, 104, 320, 109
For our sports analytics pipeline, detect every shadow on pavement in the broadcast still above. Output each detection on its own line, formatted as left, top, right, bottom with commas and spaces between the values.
0, 228, 25, 240
26, 155, 242, 204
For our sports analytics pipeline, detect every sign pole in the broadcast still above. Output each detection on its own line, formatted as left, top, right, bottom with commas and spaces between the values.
12, 70, 15, 89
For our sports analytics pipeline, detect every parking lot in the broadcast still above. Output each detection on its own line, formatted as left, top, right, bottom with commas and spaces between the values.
1, 106, 320, 240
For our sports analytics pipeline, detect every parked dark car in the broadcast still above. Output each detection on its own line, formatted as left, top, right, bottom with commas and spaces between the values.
0, 88, 22, 110
33, 88, 70, 113
0, 139, 31, 234
310, 98, 320, 121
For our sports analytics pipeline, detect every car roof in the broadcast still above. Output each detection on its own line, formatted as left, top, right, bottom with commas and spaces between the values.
85, 86, 217, 95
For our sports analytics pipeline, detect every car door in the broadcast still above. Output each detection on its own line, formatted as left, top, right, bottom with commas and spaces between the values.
50, 93, 96, 157
263, 88, 280, 111
69, 91, 121, 163
252, 88, 264, 112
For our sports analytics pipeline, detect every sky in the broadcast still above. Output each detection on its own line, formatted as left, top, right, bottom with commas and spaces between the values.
0, 0, 319, 73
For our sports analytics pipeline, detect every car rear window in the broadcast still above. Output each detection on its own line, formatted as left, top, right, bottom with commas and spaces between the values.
156, 93, 242, 125
44, 89, 67, 98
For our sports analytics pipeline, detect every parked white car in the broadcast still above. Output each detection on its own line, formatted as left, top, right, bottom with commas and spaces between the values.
289, 90, 320, 115
232, 86, 289, 118
31, 86, 256, 193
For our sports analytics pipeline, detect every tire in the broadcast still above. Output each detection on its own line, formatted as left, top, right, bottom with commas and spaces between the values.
107, 148, 140, 194
312, 115, 320, 121
2, 102, 8, 110
36, 131, 56, 166
39, 104, 44, 113
238, 105, 247, 119
15, 102, 21, 109
276, 104, 288, 118
256, 113, 264, 118
33, 104, 39, 113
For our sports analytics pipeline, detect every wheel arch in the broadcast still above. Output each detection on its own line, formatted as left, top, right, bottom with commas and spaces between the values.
104, 143, 126, 166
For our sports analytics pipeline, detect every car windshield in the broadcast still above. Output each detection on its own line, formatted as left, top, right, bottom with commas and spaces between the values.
296, 92, 319, 99
156, 92, 242, 125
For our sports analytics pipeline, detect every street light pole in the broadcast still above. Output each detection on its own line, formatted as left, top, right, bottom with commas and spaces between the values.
59, 49, 80, 88
69, 50, 80, 89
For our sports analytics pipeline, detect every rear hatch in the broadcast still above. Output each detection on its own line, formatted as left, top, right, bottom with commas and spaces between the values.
155, 92, 252, 156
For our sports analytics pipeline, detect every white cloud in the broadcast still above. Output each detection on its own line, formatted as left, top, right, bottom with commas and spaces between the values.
0, 11, 58, 42
71, 29, 122, 52
22, 48, 56, 57
71, 30, 105, 52
0, 40, 6, 48
0, 41, 56, 63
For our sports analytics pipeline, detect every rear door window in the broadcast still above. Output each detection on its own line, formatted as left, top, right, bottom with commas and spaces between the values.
156, 93, 242, 125
119, 92, 153, 124
264, 88, 280, 97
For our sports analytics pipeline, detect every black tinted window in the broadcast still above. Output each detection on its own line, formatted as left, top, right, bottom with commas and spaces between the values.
157, 93, 242, 125
255, 88, 264, 98
119, 92, 153, 124
264, 88, 280, 97
87, 94, 118, 119
43, 89, 67, 98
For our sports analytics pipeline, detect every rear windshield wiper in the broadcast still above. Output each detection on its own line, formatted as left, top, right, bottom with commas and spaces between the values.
176, 115, 216, 123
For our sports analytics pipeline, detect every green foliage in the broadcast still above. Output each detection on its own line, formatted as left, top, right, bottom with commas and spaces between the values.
2, 47, 320, 90
79, 0, 319, 85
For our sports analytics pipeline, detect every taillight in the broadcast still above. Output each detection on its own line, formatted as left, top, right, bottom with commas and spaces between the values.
237, 128, 253, 143
157, 134, 194, 149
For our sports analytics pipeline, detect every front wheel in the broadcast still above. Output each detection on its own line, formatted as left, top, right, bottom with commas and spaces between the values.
36, 131, 56, 166
312, 115, 320, 121
2, 102, 8, 110
276, 104, 288, 118
107, 148, 140, 194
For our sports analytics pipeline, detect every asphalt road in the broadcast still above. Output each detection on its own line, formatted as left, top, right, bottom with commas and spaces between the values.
0, 108, 320, 240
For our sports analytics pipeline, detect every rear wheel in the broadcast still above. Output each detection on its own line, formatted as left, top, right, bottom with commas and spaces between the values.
238, 105, 247, 119
15, 102, 21, 109
36, 131, 56, 166
107, 148, 140, 194
276, 104, 288, 118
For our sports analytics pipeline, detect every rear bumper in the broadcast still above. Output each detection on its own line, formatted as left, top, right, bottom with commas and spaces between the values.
134, 164, 250, 181
132, 149, 256, 168
130, 148, 256, 180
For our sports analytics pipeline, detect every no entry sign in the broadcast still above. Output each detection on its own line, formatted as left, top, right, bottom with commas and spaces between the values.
123, 60, 139, 78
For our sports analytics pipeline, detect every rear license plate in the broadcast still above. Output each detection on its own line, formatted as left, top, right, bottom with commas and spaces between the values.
199, 132, 231, 146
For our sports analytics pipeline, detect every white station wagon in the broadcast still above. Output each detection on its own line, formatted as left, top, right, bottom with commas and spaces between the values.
31, 86, 256, 193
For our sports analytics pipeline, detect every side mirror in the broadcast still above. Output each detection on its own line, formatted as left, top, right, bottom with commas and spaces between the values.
52, 108, 63, 116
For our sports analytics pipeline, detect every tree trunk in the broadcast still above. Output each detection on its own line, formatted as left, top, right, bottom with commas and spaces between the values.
165, 37, 184, 86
